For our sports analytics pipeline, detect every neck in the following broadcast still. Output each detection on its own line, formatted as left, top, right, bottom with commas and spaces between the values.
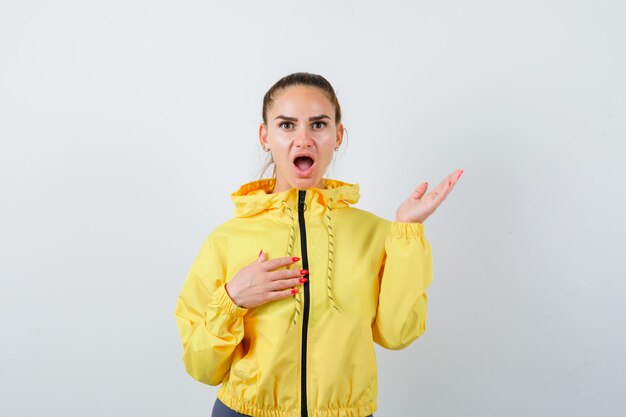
271, 176, 326, 193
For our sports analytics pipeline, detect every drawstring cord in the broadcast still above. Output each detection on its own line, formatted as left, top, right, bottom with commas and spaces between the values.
281, 200, 301, 330
282, 196, 341, 331
326, 198, 340, 313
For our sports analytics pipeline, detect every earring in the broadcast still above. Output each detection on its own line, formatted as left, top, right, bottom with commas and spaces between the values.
263, 147, 270, 152
334, 147, 338, 152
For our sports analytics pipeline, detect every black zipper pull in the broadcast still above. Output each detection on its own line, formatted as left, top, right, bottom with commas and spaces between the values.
298, 189, 307, 212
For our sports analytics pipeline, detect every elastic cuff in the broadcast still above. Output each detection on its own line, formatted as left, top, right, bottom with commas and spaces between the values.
390, 221, 424, 238
211, 282, 249, 318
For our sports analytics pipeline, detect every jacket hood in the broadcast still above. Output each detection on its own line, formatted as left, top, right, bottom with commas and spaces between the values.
230, 177, 360, 218
230, 177, 361, 327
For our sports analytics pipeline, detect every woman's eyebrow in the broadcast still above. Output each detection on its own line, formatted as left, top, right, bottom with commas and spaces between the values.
275, 114, 331, 121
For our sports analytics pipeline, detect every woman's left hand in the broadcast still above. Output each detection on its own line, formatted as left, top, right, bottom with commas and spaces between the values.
395, 169, 464, 224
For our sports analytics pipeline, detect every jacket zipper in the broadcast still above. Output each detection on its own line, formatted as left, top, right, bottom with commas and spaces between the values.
297, 189, 310, 417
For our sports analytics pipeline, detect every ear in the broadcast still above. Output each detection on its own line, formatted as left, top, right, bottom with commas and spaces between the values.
335, 122, 344, 148
259, 122, 269, 149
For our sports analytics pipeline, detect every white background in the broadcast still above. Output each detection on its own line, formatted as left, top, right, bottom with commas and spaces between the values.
1, 1, 625, 416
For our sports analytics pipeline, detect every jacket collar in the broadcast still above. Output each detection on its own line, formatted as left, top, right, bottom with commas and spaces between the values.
230, 177, 360, 218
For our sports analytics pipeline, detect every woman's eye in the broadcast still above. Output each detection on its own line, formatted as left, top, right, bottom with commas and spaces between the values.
279, 121, 293, 129
313, 121, 327, 129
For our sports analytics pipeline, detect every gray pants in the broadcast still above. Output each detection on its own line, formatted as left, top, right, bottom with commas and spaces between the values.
212, 398, 251, 417
211, 397, 374, 417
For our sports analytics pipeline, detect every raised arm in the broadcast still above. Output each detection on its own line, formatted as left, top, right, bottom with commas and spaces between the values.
372, 169, 463, 348
372, 221, 433, 350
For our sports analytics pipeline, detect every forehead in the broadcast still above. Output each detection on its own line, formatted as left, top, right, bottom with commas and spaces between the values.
269, 85, 333, 115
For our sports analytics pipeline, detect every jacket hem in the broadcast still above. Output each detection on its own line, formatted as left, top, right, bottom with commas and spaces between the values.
217, 387, 378, 417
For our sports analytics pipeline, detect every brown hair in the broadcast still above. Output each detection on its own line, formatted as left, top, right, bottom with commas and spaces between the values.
257, 72, 346, 180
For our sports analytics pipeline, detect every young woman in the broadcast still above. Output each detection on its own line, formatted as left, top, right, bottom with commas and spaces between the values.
174, 72, 463, 417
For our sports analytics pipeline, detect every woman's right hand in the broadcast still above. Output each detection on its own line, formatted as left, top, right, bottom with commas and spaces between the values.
224, 250, 308, 309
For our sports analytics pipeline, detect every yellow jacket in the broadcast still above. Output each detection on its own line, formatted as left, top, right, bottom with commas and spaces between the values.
174, 177, 433, 417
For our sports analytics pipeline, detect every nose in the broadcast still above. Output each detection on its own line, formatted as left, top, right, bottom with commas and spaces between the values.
294, 128, 312, 147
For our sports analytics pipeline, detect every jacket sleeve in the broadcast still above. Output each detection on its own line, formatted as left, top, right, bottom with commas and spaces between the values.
173, 232, 249, 385
372, 221, 433, 350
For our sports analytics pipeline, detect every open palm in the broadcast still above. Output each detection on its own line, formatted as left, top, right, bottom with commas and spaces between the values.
395, 169, 464, 223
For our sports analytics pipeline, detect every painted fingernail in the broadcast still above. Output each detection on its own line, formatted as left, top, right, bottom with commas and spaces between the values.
259, 249, 263, 257
299, 278, 308, 283
448, 180, 452, 186
300, 269, 308, 275
292, 257, 300, 262
457, 170, 464, 180
291, 288, 299, 294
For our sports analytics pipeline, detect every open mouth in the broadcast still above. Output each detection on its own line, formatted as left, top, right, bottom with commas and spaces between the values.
293, 156, 315, 177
